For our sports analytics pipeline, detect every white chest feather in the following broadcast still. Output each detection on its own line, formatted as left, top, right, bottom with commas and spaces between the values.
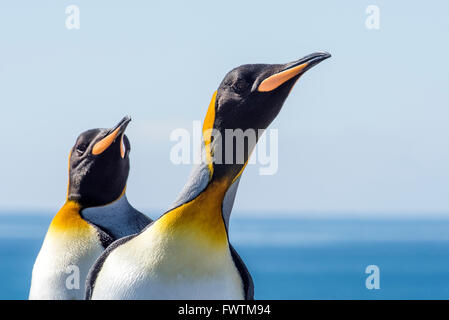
91, 229, 244, 300
29, 229, 103, 300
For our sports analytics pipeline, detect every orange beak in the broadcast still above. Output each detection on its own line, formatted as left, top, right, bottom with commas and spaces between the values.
92, 116, 131, 157
257, 52, 331, 92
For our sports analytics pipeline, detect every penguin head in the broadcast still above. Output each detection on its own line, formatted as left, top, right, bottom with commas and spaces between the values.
67, 116, 132, 207
204, 52, 331, 182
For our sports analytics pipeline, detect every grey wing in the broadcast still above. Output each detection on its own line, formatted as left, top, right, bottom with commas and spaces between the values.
84, 233, 137, 300
229, 244, 254, 300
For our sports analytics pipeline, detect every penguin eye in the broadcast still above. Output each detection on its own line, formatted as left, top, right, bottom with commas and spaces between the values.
231, 80, 249, 94
76, 143, 88, 155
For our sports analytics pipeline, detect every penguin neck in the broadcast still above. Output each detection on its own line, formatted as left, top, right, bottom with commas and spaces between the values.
170, 155, 242, 232
170, 159, 211, 209
67, 172, 127, 209
49, 200, 91, 234
79, 191, 139, 240
169, 90, 243, 231
59, 182, 130, 232
158, 177, 233, 248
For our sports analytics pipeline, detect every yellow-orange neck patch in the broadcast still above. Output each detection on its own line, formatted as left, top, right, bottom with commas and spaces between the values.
155, 177, 230, 248
231, 160, 249, 184
202, 91, 217, 179
49, 201, 91, 234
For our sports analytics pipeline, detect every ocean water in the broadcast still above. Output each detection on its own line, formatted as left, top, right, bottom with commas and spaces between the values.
1, 214, 449, 300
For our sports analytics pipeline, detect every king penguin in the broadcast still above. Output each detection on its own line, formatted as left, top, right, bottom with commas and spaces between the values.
29, 116, 151, 300
85, 52, 331, 300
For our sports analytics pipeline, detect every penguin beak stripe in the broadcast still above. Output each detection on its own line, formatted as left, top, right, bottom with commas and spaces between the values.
92, 127, 121, 156
92, 116, 131, 156
120, 134, 126, 159
257, 62, 308, 92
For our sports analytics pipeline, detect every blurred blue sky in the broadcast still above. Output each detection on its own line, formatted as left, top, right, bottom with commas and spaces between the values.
0, 1, 448, 215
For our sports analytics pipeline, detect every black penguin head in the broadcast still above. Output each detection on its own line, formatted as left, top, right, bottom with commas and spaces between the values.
207, 52, 331, 181
67, 116, 132, 207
